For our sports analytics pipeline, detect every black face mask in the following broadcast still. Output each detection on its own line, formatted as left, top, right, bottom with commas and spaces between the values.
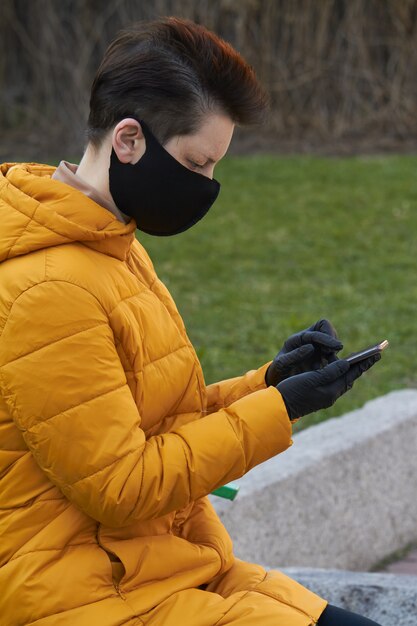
109, 120, 221, 236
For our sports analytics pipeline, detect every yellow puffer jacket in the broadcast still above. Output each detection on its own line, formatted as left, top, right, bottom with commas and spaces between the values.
0, 163, 326, 625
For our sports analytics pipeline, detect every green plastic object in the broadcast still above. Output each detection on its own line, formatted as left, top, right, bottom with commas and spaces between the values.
211, 482, 240, 501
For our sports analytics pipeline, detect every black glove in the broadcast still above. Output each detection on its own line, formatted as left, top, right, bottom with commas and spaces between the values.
277, 354, 381, 420
265, 319, 343, 387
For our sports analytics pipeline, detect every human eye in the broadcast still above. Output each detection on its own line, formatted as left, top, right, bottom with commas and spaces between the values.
187, 158, 206, 171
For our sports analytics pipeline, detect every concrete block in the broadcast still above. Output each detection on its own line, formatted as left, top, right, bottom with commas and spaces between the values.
280, 568, 417, 626
212, 390, 417, 570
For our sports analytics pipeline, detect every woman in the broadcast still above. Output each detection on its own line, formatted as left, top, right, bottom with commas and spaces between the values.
0, 17, 382, 626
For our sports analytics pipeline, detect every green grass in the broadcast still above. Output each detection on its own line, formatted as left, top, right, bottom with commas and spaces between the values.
370, 539, 417, 572
138, 154, 417, 431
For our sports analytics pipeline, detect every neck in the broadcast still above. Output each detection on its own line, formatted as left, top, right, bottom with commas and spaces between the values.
76, 140, 132, 225
77, 142, 114, 206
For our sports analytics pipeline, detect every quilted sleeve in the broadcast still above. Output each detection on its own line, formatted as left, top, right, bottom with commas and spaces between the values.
205, 362, 272, 413
0, 281, 292, 528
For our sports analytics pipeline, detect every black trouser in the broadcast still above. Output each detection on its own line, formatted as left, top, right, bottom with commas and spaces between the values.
317, 604, 382, 625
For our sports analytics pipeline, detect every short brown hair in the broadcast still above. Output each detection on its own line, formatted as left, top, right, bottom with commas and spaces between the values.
87, 17, 268, 146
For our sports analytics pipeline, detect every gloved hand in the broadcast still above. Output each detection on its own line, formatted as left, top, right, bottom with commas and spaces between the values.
277, 354, 381, 420
265, 319, 343, 387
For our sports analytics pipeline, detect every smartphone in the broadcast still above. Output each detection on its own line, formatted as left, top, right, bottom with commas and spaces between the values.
345, 339, 389, 364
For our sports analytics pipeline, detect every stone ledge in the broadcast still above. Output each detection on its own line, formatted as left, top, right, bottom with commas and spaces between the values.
280, 568, 417, 626
211, 390, 417, 570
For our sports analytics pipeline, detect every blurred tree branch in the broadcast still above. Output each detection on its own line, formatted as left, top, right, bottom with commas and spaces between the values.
1, 0, 416, 160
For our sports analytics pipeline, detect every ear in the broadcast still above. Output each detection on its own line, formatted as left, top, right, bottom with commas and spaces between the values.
112, 118, 146, 164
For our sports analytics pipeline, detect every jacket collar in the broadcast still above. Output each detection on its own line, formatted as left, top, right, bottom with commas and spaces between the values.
0, 162, 137, 262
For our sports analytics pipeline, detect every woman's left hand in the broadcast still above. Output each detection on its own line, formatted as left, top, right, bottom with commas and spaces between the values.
265, 319, 343, 387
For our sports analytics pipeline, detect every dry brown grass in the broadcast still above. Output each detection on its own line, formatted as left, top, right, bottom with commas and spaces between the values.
1, 0, 416, 160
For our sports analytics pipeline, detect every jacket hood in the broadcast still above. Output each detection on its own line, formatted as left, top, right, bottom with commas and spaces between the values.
0, 162, 137, 262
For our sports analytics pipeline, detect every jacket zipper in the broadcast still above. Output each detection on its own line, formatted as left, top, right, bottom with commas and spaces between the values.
113, 580, 126, 600
97, 527, 126, 600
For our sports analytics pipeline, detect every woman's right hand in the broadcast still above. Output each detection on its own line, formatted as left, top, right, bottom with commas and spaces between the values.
277, 354, 381, 421
265, 319, 343, 387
